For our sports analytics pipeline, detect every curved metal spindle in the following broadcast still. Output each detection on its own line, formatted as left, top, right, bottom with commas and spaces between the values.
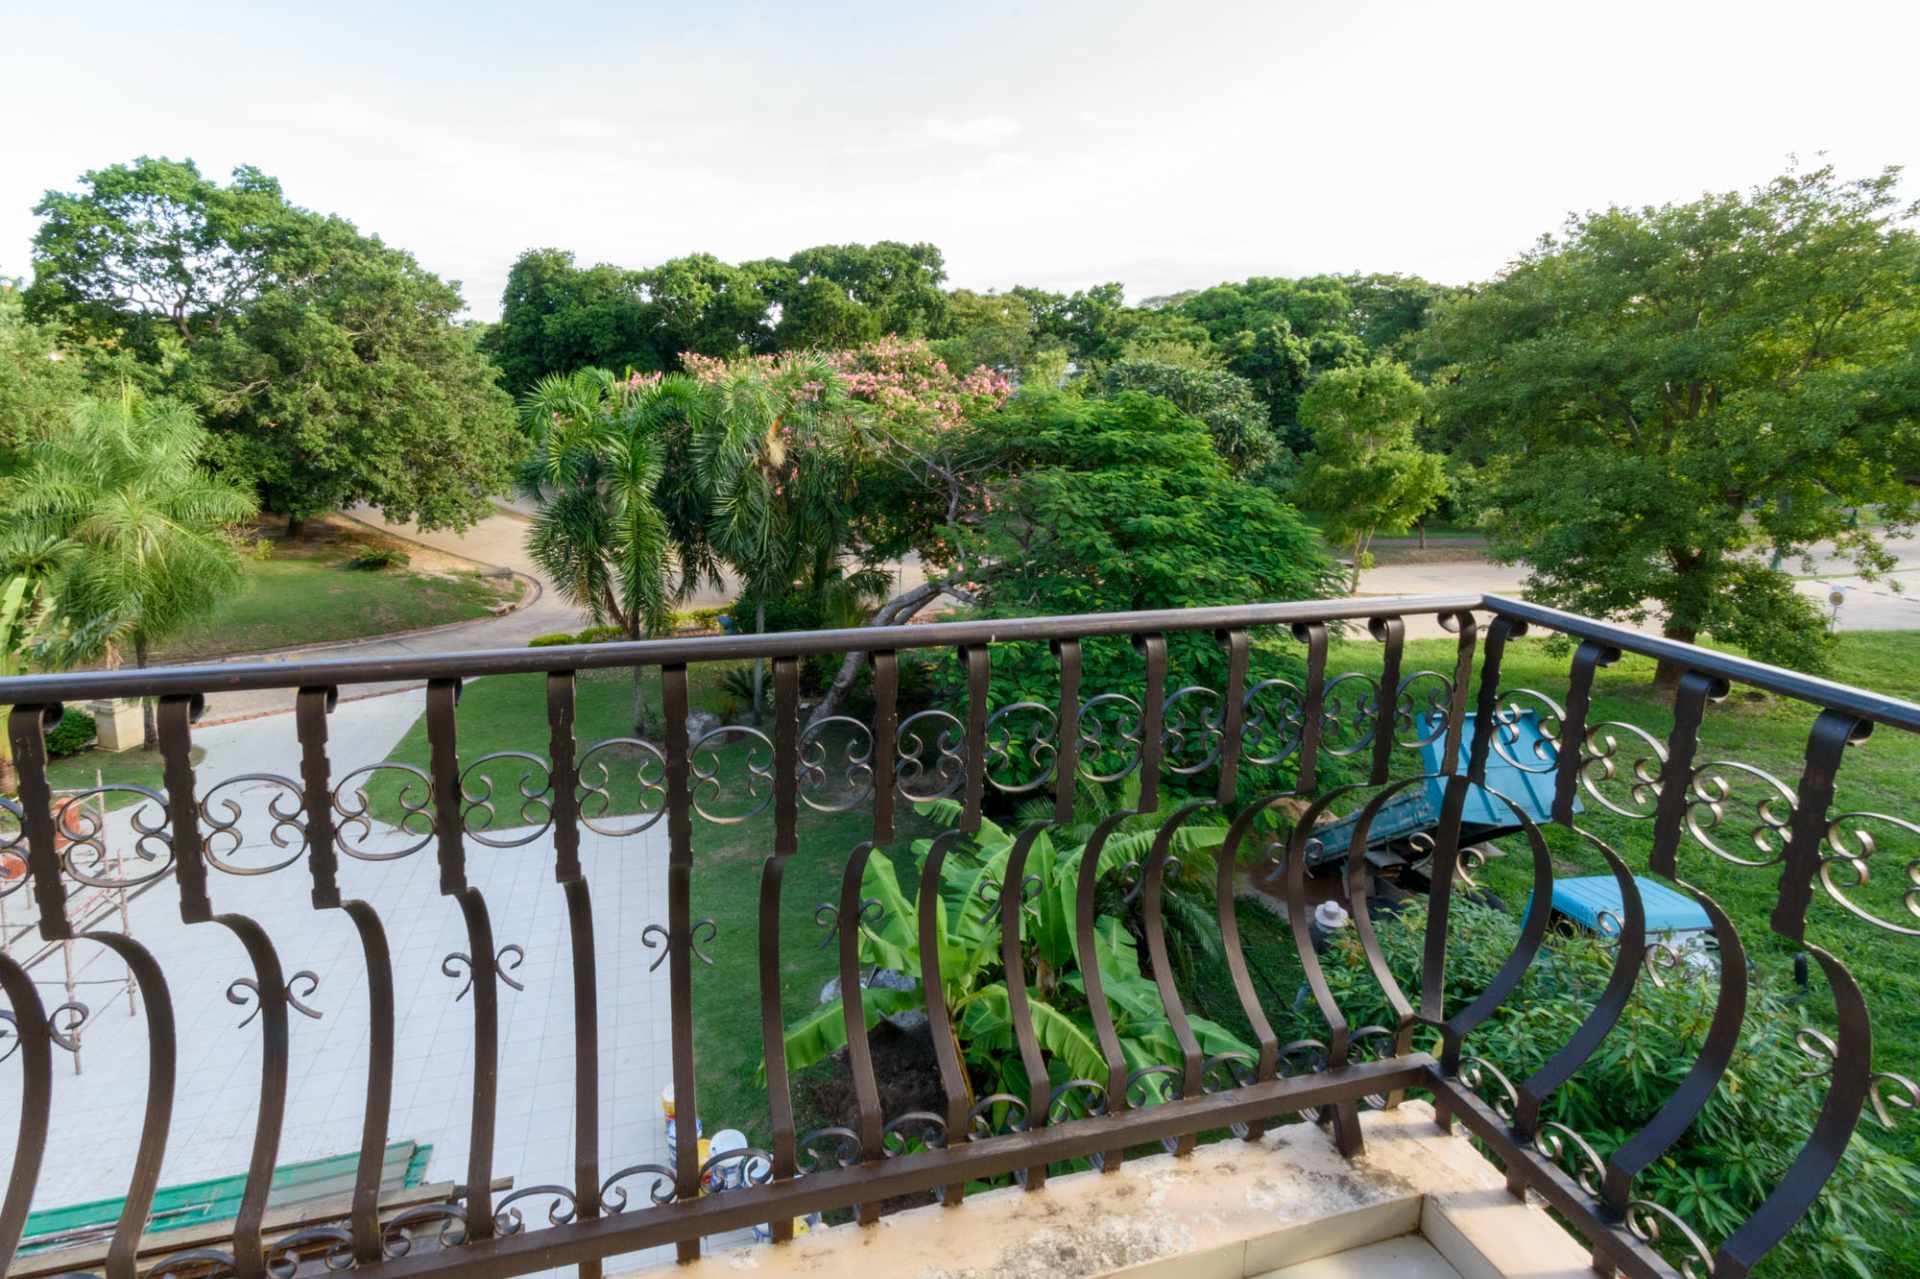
832, 650, 898, 1227
756, 657, 801, 1242
1366, 617, 1405, 785
1711, 708, 1874, 1279
8, 702, 73, 939
996, 639, 1084, 1189
1511, 832, 1645, 1150
546, 672, 603, 1279
1282, 783, 1368, 1153
296, 686, 401, 1266
915, 646, 987, 1206
660, 663, 701, 1260
159, 694, 289, 1279
0, 953, 52, 1272
1422, 616, 1522, 1082
1340, 775, 1437, 1090
425, 677, 504, 1247
1434, 794, 1556, 1072
1286, 622, 1325, 794
1437, 610, 1479, 771
1140, 794, 1212, 1156
84, 934, 175, 1279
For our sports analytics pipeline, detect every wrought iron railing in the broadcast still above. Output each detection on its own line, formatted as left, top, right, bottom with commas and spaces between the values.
0, 594, 1912, 1279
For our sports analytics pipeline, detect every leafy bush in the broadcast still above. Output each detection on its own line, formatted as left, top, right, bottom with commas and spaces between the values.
528, 625, 627, 649
527, 632, 576, 648
345, 546, 409, 571
45, 708, 96, 758
1314, 901, 1917, 1278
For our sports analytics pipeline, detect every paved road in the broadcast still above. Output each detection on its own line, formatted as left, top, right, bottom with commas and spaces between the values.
1359, 535, 1920, 639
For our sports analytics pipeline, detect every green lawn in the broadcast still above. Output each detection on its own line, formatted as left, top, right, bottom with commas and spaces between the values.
158, 542, 518, 660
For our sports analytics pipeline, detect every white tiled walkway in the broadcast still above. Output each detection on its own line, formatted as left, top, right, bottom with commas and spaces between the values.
1, 695, 685, 1269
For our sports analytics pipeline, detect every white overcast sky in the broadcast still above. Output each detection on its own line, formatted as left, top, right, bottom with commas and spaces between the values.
4, 0, 1914, 321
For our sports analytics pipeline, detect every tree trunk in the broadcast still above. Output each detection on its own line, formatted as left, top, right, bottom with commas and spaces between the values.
751, 601, 767, 728
1417, 520, 1427, 550
285, 514, 304, 539
136, 633, 156, 749
807, 576, 976, 729
1653, 623, 1698, 693
1349, 534, 1365, 593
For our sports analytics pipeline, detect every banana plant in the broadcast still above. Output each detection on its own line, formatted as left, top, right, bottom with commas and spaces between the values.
782, 786, 1250, 1112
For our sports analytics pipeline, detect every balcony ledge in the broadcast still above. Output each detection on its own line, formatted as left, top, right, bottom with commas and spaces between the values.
618, 1101, 1590, 1279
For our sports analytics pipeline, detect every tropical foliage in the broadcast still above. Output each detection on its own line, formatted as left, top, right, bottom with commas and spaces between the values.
783, 788, 1250, 1109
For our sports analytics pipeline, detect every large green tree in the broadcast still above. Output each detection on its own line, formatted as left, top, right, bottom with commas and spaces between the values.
485, 249, 659, 396
28, 157, 518, 532
770, 241, 949, 349
3, 394, 258, 745
1296, 361, 1447, 589
0, 279, 84, 468
1425, 163, 1920, 684
1094, 357, 1275, 474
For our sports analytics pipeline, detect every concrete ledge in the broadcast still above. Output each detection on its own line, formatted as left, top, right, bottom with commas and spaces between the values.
614, 1102, 1593, 1279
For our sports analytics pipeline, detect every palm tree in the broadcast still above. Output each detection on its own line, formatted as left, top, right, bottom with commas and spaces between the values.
516, 370, 700, 734
692, 355, 866, 720
3, 393, 258, 747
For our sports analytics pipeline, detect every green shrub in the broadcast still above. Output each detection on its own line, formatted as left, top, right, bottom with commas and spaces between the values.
345, 546, 409, 571
576, 625, 626, 644
527, 631, 576, 648
1314, 901, 1917, 1278
45, 709, 96, 758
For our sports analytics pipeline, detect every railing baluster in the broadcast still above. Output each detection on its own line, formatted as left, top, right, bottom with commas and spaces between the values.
1550, 640, 1619, 825
662, 663, 700, 1261
297, 686, 397, 1267
9, 703, 71, 939
759, 657, 800, 1242
1367, 617, 1405, 786
425, 677, 503, 1246
1440, 610, 1478, 772
836, 652, 896, 1226
1647, 672, 1726, 875
1712, 709, 1873, 1279
0, 955, 51, 1271
916, 647, 987, 1207
547, 672, 601, 1279
1287, 623, 1323, 795
159, 693, 286, 1279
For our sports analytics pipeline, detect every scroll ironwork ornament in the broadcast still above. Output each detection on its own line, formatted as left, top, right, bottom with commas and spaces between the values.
1533, 1121, 1608, 1196
880, 1111, 948, 1155
228, 971, 324, 1028
1486, 688, 1566, 775
145, 1246, 242, 1278
895, 709, 966, 801
1576, 721, 1669, 819
600, 1164, 679, 1212
52, 787, 174, 888
379, 1204, 469, 1256
798, 715, 875, 811
265, 1225, 356, 1276
812, 898, 884, 949
1625, 1199, 1714, 1279
689, 725, 775, 823
1162, 684, 1225, 774
796, 1126, 864, 1171
1796, 1028, 1919, 1130
492, 1184, 579, 1236
199, 774, 308, 874
1242, 677, 1307, 766
639, 920, 717, 971
1393, 670, 1456, 750
442, 944, 526, 1001
1458, 1055, 1520, 1124
0, 794, 26, 901
966, 1093, 1031, 1139
575, 737, 669, 836
459, 751, 555, 846
46, 1001, 89, 1054
1046, 1078, 1111, 1124
983, 700, 1059, 794
1684, 760, 1797, 866
331, 763, 436, 859
1820, 810, 1920, 935
1076, 692, 1146, 783
1319, 671, 1382, 758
